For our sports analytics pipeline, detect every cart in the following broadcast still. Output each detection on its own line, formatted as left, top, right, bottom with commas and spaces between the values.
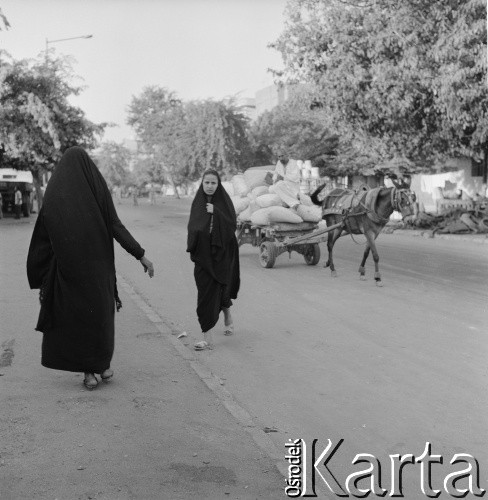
236, 219, 344, 268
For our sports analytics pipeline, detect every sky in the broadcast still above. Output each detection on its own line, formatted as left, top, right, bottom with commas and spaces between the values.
1, 0, 288, 143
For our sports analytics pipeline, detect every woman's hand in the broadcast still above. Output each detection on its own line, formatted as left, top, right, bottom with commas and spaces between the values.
206, 203, 214, 214
140, 255, 154, 278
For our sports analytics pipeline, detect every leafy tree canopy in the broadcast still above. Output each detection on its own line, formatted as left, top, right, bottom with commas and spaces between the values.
0, 52, 106, 194
127, 86, 253, 193
92, 141, 133, 188
271, 0, 487, 172
249, 90, 339, 174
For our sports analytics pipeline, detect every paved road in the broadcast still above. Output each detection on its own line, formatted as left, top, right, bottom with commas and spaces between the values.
3, 198, 486, 499
114, 197, 488, 498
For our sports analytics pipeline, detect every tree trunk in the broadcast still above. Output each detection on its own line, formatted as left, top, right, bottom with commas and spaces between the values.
161, 164, 180, 199
32, 170, 44, 211
483, 146, 487, 185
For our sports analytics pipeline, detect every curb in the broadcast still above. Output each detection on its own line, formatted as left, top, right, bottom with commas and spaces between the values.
117, 275, 288, 479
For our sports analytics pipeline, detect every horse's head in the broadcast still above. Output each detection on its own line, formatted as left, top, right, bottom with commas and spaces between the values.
392, 188, 416, 219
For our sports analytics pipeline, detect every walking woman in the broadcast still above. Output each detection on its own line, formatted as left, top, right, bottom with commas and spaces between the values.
27, 147, 154, 390
187, 169, 240, 350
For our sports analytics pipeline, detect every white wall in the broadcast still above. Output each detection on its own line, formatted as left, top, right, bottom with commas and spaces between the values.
410, 158, 485, 213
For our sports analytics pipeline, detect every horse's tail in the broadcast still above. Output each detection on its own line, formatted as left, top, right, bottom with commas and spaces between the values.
310, 184, 327, 206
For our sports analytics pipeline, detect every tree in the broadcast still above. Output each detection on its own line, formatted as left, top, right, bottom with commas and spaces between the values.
127, 86, 188, 197
92, 141, 132, 189
249, 92, 339, 174
127, 86, 253, 197
271, 0, 488, 173
0, 52, 106, 205
183, 98, 253, 178
432, 0, 488, 166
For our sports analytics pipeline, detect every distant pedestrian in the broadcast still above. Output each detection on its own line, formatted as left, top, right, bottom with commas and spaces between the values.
0, 191, 3, 219
14, 185, 22, 219
132, 187, 139, 206
27, 147, 155, 390
187, 169, 240, 350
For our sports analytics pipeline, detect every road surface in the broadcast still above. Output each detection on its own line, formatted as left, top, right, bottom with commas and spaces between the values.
1, 196, 486, 499
115, 196, 488, 498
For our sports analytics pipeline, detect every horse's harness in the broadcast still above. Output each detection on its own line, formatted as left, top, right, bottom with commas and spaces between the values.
359, 187, 405, 224
323, 187, 407, 233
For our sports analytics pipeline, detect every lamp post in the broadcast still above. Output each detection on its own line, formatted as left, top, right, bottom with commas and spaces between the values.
45, 34, 93, 63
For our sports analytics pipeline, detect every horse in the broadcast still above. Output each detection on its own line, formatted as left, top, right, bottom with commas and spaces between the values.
310, 184, 416, 286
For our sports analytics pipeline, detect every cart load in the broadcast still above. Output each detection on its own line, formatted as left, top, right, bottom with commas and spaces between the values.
225, 166, 326, 268
222, 167, 323, 225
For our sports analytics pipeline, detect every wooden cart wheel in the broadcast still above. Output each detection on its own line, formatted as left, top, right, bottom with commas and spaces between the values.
259, 241, 277, 268
303, 244, 320, 266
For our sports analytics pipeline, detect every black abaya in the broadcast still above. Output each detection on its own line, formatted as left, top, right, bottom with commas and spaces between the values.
27, 147, 145, 373
187, 172, 240, 333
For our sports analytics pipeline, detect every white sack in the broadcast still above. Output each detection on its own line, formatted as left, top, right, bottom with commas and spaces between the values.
255, 193, 283, 208
298, 193, 314, 206
221, 181, 234, 197
296, 204, 323, 222
251, 206, 303, 226
232, 174, 250, 197
251, 185, 269, 198
244, 169, 269, 191
238, 206, 252, 221
231, 196, 250, 215
268, 206, 303, 224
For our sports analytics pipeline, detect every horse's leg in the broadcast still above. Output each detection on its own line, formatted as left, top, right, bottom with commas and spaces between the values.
358, 244, 370, 281
323, 230, 332, 269
367, 232, 383, 287
326, 228, 342, 277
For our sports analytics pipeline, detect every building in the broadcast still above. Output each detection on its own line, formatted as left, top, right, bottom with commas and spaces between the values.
236, 97, 257, 122
255, 84, 293, 116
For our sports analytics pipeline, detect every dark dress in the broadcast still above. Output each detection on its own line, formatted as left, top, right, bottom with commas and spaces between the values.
27, 147, 144, 373
187, 174, 240, 333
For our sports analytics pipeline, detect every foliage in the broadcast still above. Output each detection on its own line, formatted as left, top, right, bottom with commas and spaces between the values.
431, 0, 487, 160
0, 52, 105, 196
271, 0, 488, 172
130, 154, 167, 187
249, 90, 339, 174
183, 98, 253, 178
92, 141, 132, 188
127, 86, 188, 194
127, 86, 253, 190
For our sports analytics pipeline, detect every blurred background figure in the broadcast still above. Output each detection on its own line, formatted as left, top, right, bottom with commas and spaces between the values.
14, 185, 22, 219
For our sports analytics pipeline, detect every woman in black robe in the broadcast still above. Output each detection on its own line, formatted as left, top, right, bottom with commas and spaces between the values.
27, 147, 154, 390
187, 170, 240, 350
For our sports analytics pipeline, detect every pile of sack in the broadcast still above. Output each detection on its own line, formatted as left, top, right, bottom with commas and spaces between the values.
221, 167, 323, 226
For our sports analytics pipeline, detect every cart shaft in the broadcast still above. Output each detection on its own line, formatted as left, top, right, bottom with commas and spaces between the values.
281, 221, 344, 247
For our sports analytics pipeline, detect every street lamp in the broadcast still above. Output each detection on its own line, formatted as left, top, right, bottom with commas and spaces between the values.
45, 34, 93, 63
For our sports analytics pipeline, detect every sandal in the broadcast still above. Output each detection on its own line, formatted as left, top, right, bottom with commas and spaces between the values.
100, 368, 114, 382
194, 341, 212, 351
83, 373, 98, 390
223, 324, 234, 336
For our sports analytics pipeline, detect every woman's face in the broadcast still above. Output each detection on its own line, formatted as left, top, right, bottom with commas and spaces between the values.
202, 174, 219, 197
